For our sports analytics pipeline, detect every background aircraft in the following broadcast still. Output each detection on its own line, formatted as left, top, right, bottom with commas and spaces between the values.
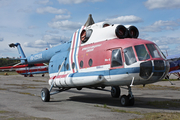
166, 54, 180, 79
0, 63, 48, 77
10, 14, 169, 106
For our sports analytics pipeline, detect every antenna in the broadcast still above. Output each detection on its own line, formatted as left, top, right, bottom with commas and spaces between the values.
84, 14, 95, 27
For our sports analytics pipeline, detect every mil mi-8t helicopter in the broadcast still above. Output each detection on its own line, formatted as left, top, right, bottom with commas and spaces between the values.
10, 14, 169, 106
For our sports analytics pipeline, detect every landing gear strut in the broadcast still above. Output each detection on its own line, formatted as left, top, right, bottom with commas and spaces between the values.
41, 87, 70, 102
120, 85, 134, 106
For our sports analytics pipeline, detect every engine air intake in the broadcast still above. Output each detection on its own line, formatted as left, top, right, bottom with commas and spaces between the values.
127, 26, 139, 38
115, 25, 128, 39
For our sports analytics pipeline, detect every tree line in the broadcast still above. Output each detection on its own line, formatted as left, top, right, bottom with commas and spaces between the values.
0, 58, 20, 67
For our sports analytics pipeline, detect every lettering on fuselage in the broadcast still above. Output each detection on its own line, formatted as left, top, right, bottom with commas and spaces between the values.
30, 53, 42, 61
96, 66, 103, 69
105, 58, 110, 62
82, 44, 102, 52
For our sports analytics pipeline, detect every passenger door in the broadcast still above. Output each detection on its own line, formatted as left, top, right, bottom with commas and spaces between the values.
109, 48, 124, 78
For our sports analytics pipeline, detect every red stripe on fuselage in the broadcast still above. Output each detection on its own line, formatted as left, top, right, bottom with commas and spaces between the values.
16, 67, 48, 74
49, 74, 68, 81
56, 74, 68, 78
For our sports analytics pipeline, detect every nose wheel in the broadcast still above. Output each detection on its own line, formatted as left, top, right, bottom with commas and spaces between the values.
111, 86, 135, 106
120, 94, 134, 106
41, 88, 50, 102
120, 86, 134, 106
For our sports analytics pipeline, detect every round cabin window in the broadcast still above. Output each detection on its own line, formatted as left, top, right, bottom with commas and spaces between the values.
66, 63, 69, 70
88, 59, 93, 67
80, 61, 83, 68
72, 62, 75, 69
58, 65, 61, 70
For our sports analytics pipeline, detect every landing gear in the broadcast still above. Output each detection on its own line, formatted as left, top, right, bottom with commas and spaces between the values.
110, 86, 134, 106
120, 95, 129, 106
41, 87, 70, 102
40, 84, 135, 106
29, 74, 33, 77
111, 86, 120, 98
41, 88, 50, 102
120, 86, 134, 106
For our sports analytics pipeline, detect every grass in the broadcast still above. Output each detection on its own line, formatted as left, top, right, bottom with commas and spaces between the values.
162, 79, 179, 81
0, 71, 18, 75
33, 80, 46, 83
131, 112, 180, 120
147, 100, 180, 108
94, 104, 180, 120
6, 117, 52, 120
0, 88, 7, 90
18, 92, 35, 96
94, 104, 141, 115
0, 111, 9, 114
4, 84, 38, 89
134, 84, 180, 91
0, 110, 52, 120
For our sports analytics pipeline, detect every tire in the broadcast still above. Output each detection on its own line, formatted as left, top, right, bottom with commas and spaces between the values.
129, 98, 135, 106
120, 95, 129, 106
128, 94, 135, 106
41, 88, 50, 102
111, 86, 120, 98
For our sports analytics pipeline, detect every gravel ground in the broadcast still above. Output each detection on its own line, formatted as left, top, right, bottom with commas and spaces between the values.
0, 74, 179, 120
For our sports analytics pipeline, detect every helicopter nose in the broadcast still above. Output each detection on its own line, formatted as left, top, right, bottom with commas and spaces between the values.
140, 60, 169, 81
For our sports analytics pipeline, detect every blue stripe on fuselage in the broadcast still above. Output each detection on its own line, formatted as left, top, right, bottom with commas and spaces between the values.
68, 67, 140, 77
21, 71, 48, 75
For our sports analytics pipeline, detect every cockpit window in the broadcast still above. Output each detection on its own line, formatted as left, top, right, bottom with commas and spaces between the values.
111, 49, 122, 67
146, 44, 161, 58
135, 45, 150, 61
155, 45, 166, 59
123, 47, 137, 65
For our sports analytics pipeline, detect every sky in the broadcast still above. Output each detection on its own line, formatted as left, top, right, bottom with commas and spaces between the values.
0, 0, 180, 58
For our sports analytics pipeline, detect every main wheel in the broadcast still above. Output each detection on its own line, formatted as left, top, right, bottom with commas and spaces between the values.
111, 86, 120, 98
129, 98, 135, 106
128, 94, 135, 106
41, 88, 50, 102
120, 95, 129, 106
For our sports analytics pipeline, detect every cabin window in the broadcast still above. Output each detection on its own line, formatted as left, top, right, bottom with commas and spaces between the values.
146, 44, 161, 58
72, 62, 75, 69
88, 59, 93, 67
80, 61, 83, 68
58, 65, 61, 70
135, 44, 150, 61
111, 49, 122, 67
66, 63, 69, 70
123, 47, 137, 65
